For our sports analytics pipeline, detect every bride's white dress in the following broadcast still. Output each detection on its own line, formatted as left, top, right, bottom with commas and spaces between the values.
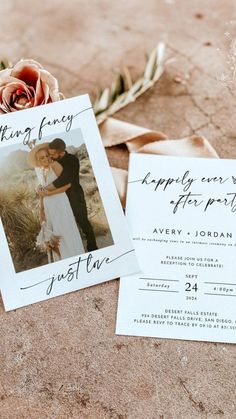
36, 167, 85, 261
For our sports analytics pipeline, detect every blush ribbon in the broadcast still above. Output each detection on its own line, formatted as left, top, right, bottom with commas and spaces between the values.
100, 117, 219, 208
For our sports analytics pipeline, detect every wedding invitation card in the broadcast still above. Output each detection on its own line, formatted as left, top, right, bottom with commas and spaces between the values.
116, 153, 236, 343
0, 95, 139, 311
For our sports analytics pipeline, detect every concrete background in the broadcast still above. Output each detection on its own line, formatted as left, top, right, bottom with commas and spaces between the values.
0, 1, 236, 418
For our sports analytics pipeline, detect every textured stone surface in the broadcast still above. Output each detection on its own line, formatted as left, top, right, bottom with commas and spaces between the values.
1, 1, 236, 418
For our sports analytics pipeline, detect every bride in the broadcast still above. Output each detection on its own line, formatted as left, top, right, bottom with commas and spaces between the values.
28, 142, 85, 263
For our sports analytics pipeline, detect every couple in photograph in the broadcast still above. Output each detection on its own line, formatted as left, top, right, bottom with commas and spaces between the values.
28, 138, 97, 263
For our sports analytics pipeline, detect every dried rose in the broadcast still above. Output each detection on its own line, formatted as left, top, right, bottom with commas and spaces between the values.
0, 59, 61, 113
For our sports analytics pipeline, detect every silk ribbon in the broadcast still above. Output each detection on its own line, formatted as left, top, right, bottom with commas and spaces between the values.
99, 117, 219, 208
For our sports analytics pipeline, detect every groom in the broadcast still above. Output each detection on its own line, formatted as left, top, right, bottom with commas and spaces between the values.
41, 138, 97, 252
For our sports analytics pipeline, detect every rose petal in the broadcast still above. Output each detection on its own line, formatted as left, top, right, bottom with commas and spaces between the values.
14, 99, 32, 110
39, 69, 60, 101
2, 82, 32, 112
0, 68, 11, 78
11, 64, 39, 88
34, 78, 47, 105
0, 76, 21, 88
11, 59, 42, 74
2, 82, 25, 104
40, 80, 50, 104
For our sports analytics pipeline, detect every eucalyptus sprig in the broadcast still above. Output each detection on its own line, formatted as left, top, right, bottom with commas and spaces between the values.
94, 42, 166, 125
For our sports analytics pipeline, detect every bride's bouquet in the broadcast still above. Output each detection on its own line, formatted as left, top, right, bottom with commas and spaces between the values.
36, 221, 61, 262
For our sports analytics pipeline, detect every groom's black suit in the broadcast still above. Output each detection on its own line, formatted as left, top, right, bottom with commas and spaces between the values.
52, 151, 97, 251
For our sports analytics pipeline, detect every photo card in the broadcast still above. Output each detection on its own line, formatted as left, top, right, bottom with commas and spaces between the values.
0, 95, 139, 310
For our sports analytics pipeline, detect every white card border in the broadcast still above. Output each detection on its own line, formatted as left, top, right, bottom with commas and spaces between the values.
0, 95, 139, 311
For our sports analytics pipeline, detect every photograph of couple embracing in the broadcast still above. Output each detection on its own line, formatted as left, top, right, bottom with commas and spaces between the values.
0, 129, 113, 273
30, 137, 98, 263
